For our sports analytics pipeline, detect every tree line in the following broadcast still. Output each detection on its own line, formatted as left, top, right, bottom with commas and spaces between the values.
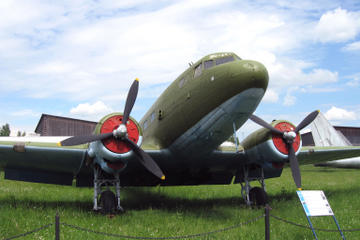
0, 123, 26, 136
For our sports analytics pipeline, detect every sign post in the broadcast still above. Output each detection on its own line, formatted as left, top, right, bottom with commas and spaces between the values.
297, 190, 345, 240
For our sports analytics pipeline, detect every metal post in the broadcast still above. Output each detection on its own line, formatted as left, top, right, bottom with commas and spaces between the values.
305, 216, 318, 240
55, 213, 60, 240
265, 205, 270, 240
332, 216, 346, 240
243, 166, 251, 206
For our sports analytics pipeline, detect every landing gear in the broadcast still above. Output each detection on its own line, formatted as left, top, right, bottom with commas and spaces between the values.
240, 166, 268, 206
99, 190, 117, 214
93, 166, 123, 214
249, 187, 268, 206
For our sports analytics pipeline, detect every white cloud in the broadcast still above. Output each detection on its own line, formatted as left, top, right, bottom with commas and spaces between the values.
0, 1, 358, 132
314, 8, 360, 43
324, 106, 357, 121
283, 94, 296, 106
70, 101, 113, 120
265, 55, 338, 89
0, 0, 326, 102
343, 41, 360, 51
263, 88, 279, 103
307, 69, 338, 84
346, 76, 360, 87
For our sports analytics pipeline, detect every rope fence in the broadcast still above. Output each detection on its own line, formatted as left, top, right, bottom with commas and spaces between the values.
270, 214, 360, 232
62, 214, 264, 239
2, 223, 53, 240
3, 207, 360, 240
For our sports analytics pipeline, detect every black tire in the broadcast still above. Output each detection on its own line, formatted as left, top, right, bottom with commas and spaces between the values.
99, 190, 116, 214
249, 187, 268, 206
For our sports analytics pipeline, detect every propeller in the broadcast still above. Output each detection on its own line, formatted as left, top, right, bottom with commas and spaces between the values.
249, 110, 320, 189
59, 78, 165, 180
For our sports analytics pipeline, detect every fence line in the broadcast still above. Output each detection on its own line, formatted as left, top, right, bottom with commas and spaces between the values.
270, 214, 360, 232
62, 214, 264, 239
2, 224, 53, 240
3, 208, 360, 240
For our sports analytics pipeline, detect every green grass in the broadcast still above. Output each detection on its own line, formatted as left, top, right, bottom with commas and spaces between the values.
1, 165, 360, 239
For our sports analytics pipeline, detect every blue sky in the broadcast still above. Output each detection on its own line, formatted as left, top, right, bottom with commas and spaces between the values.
0, 0, 359, 138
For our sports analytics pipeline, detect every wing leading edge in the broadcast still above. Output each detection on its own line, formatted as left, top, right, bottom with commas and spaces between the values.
298, 146, 360, 165
0, 138, 87, 185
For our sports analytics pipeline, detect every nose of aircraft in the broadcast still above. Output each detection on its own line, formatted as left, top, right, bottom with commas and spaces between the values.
228, 60, 269, 91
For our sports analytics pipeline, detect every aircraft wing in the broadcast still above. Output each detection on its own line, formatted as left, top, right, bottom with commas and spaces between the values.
0, 137, 88, 185
2, 135, 360, 188
0, 135, 249, 186
298, 146, 360, 165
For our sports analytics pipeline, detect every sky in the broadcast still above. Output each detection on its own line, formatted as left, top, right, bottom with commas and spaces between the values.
0, 0, 360, 138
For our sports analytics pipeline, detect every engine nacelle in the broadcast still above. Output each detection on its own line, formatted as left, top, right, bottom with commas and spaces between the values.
242, 120, 302, 167
87, 113, 143, 173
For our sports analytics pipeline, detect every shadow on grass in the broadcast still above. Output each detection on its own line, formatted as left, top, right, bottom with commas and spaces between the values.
122, 188, 244, 211
0, 187, 247, 219
0, 196, 93, 212
2, 184, 358, 217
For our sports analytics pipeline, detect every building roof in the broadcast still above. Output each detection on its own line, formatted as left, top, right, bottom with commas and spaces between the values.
35, 114, 97, 136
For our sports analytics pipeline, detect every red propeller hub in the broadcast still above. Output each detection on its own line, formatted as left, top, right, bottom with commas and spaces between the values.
272, 122, 301, 155
100, 115, 140, 154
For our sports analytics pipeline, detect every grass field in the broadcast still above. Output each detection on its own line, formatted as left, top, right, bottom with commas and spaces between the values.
1, 165, 360, 240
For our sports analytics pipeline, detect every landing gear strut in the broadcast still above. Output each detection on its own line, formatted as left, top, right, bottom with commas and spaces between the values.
240, 166, 268, 206
93, 166, 123, 214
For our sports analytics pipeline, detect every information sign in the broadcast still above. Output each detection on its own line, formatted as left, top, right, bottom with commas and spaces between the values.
297, 190, 334, 217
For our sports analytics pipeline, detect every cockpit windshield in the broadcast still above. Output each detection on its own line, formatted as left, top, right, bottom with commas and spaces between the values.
215, 56, 235, 65
199, 53, 241, 72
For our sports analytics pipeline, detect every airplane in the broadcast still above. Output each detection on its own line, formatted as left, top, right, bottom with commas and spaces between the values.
1, 52, 360, 214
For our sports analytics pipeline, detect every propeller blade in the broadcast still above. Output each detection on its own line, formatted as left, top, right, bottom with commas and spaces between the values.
249, 114, 283, 135
123, 138, 165, 180
288, 143, 301, 189
59, 132, 113, 146
295, 110, 320, 133
122, 79, 139, 124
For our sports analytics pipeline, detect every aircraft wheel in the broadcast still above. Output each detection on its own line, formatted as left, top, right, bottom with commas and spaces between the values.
249, 187, 268, 206
100, 190, 116, 214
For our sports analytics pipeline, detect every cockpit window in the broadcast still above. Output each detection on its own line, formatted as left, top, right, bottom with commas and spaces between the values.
215, 56, 234, 65
143, 120, 148, 130
178, 78, 185, 88
151, 111, 156, 122
204, 60, 214, 69
194, 64, 202, 78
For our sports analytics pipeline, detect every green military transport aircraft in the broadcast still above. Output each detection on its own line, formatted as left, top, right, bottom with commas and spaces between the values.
1, 52, 360, 213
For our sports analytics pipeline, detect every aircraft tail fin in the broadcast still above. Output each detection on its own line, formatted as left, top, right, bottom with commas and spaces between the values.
308, 112, 351, 147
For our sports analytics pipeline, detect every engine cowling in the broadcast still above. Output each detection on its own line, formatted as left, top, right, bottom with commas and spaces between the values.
242, 120, 302, 167
87, 113, 143, 172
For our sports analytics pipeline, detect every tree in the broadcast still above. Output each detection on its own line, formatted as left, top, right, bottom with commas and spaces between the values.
17, 131, 26, 137
0, 123, 10, 136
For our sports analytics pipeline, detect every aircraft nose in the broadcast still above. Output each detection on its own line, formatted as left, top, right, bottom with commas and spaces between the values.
229, 60, 269, 91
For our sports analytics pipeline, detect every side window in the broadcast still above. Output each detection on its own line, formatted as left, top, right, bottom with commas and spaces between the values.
194, 64, 202, 78
216, 56, 234, 65
143, 120, 148, 130
204, 60, 214, 69
178, 78, 185, 88
151, 111, 156, 122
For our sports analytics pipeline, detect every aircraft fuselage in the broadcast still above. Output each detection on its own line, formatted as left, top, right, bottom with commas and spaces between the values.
140, 52, 268, 158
